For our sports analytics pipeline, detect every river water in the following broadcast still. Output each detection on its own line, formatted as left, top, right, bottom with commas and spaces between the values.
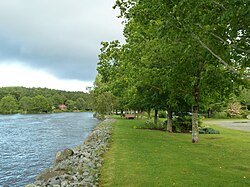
0, 112, 99, 187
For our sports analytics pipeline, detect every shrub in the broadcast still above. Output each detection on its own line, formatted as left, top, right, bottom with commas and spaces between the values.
240, 110, 250, 119
170, 115, 202, 133
213, 111, 228, 119
133, 120, 167, 131
144, 120, 167, 130
173, 116, 192, 133
227, 102, 242, 118
199, 127, 220, 134
158, 111, 167, 118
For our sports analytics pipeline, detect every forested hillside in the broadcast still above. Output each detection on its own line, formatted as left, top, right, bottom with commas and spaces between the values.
0, 87, 93, 114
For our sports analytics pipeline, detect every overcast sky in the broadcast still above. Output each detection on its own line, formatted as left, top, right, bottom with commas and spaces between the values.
0, 0, 124, 91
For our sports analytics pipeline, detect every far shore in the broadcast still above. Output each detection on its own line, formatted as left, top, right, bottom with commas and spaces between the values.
0, 110, 93, 115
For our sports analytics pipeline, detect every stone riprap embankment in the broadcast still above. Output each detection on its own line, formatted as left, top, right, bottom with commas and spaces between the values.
26, 118, 115, 187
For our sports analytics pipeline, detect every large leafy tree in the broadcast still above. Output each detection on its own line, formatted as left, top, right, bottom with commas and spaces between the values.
95, 0, 249, 143
51, 94, 67, 108
94, 91, 118, 115
32, 95, 52, 113
65, 100, 76, 110
19, 96, 33, 113
112, 0, 249, 143
0, 95, 19, 114
75, 98, 86, 110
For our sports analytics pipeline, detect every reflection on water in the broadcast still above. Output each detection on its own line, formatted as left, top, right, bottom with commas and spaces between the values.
0, 112, 98, 187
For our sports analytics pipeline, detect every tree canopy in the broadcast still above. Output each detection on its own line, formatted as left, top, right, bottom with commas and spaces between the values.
0, 87, 93, 114
94, 0, 250, 143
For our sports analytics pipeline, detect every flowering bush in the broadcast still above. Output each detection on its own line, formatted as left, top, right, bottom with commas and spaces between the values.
227, 102, 242, 118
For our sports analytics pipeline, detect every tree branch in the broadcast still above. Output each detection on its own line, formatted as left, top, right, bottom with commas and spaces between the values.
211, 33, 250, 54
197, 39, 250, 81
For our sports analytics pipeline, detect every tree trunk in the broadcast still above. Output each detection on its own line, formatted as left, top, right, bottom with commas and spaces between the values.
147, 109, 151, 128
154, 109, 158, 128
208, 108, 211, 118
192, 105, 199, 143
167, 108, 173, 132
191, 60, 204, 143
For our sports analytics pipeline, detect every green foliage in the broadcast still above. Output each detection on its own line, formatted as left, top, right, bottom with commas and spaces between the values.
0, 87, 93, 114
32, 95, 52, 113
75, 98, 86, 110
93, 112, 105, 120
213, 104, 249, 119
158, 110, 167, 118
135, 120, 166, 131
65, 100, 76, 110
199, 127, 220, 134
240, 110, 250, 119
0, 95, 18, 114
51, 94, 66, 108
172, 116, 192, 133
19, 96, 33, 113
94, 92, 117, 115
239, 88, 250, 109
95, 0, 250, 142
170, 116, 202, 133
213, 111, 228, 119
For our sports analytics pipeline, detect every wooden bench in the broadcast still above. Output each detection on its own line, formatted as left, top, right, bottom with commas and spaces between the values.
124, 114, 135, 119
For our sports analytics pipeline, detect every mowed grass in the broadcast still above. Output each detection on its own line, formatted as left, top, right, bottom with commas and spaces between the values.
100, 117, 250, 187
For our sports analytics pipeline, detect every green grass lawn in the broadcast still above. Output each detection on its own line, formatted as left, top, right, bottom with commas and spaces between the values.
100, 117, 250, 187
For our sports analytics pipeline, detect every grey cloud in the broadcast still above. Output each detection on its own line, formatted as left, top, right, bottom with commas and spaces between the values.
0, 0, 124, 81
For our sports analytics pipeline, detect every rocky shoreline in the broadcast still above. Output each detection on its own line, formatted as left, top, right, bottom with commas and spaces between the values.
26, 118, 115, 187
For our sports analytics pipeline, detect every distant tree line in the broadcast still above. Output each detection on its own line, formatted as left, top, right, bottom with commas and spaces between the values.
0, 87, 93, 114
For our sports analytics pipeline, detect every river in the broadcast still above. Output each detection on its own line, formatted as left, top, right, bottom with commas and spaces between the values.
0, 112, 99, 187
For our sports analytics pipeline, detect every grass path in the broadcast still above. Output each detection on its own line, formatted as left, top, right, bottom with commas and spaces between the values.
100, 117, 250, 187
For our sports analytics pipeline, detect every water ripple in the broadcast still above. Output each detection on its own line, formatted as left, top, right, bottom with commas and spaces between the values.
0, 112, 98, 187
